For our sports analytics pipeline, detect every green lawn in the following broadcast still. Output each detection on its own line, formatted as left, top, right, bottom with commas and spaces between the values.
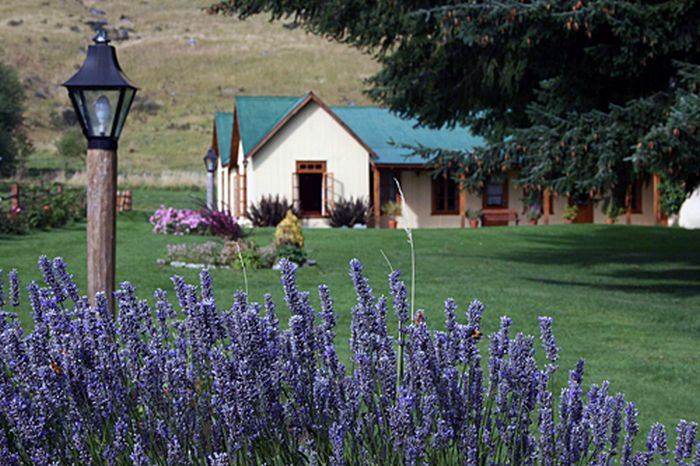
1, 191, 699, 434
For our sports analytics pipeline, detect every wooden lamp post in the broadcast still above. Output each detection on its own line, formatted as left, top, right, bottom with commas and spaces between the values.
63, 30, 137, 312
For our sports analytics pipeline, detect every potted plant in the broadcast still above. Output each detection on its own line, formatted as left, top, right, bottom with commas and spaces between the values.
466, 208, 481, 228
382, 201, 401, 229
526, 206, 542, 225
604, 204, 624, 224
563, 205, 578, 224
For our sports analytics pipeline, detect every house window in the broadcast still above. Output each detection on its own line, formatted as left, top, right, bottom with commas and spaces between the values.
432, 174, 458, 214
483, 179, 508, 209
295, 161, 327, 216
630, 179, 643, 213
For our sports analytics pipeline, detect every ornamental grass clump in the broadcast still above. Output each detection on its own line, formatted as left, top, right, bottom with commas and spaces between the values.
0, 257, 698, 465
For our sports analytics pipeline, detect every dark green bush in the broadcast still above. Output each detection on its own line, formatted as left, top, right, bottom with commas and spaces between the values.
329, 197, 370, 227
0, 184, 85, 234
276, 243, 306, 265
249, 195, 297, 227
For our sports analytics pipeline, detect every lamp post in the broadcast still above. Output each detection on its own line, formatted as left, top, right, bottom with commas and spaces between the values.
203, 148, 217, 210
63, 30, 137, 312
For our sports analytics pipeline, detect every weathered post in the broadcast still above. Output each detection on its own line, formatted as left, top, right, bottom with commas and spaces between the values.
86, 148, 117, 310
10, 183, 19, 212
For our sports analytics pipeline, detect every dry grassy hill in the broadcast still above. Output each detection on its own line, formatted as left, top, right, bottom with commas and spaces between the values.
0, 0, 379, 175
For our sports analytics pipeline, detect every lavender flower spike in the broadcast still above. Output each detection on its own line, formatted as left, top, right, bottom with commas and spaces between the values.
538, 316, 559, 373
8, 269, 20, 307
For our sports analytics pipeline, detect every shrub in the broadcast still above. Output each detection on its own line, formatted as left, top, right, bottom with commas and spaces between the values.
200, 207, 243, 240
220, 240, 273, 269
56, 127, 86, 161
0, 257, 696, 464
166, 241, 222, 265
563, 204, 579, 221
382, 200, 401, 218
149, 206, 207, 235
276, 243, 306, 265
658, 177, 687, 216
466, 208, 481, 219
328, 197, 370, 227
0, 184, 85, 234
249, 195, 296, 227
275, 209, 304, 248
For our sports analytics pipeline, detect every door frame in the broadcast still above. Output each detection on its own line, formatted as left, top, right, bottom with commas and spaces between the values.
295, 160, 327, 217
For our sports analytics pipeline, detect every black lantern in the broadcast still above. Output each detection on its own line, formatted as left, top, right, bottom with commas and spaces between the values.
63, 30, 137, 150
203, 147, 218, 173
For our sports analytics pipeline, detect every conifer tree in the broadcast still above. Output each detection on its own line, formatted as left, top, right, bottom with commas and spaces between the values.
210, 1, 700, 210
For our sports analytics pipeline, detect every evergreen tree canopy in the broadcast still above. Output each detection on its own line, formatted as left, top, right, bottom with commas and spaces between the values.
0, 62, 25, 177
209, 1, 700, 210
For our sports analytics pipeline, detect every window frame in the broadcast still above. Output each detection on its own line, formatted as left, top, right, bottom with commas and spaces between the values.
431, 173, 459, 215
482, 178, 509, 209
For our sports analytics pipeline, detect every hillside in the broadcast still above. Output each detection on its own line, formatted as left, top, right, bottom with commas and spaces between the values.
0, 0, 379, 174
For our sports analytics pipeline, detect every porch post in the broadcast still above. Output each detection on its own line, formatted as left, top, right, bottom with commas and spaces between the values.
652, 173, 662, 225
10, 183, 20, 211
459, 173, 466, 228
624, 183, 632, 225
543, 188, 551, 225
242, 160, 248, 216
373, 164, 381, 228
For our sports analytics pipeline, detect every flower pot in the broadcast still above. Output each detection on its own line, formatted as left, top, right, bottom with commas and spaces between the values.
387, 218, 398, 229
468, 218, 479, 228
528, 219, 538, 225
564, 218, 574, 224
605, 218, 616, 225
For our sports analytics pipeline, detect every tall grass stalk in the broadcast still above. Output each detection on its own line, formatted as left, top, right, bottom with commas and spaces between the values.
236, 242, 249, 295
394, 178, 415, 321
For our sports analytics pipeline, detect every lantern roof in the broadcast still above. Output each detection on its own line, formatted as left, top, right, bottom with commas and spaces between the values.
63, 31, 137, 90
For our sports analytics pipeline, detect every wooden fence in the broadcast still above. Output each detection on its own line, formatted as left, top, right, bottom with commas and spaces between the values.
1, 183, 133, 213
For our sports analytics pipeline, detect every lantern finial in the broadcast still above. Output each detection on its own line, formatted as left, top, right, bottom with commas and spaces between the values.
93, 30, 110, 44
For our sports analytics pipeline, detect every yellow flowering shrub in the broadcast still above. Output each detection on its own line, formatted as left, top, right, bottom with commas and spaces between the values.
275, 210, 304, 249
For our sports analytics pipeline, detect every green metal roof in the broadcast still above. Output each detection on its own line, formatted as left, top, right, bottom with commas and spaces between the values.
214, 112, 233, 166
215, 94, 484, 166
237, 95, 306, 157
331, 106, 484, 165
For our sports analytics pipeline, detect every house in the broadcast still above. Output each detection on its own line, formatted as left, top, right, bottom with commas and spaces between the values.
212, 92, 666, 228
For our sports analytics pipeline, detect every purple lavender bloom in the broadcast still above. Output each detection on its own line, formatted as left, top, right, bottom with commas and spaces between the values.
0, 269, 4, 307
130, 440, 149, 465
467, 299, 485, 329
389, 269, 409, 326
647, 422, 670, 466
623, 402, 640, 466
674, 420, 697, 464
538, 316, 559, 374
52, 257, 80, 302
8, 269, 19, 307
0, 256, 695, 464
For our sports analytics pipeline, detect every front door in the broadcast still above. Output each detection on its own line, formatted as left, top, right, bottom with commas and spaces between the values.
570, 194, 594, 224
295, 161, 326, 216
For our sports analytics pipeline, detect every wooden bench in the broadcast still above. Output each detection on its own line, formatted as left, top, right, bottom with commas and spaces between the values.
481, 208, 519, 226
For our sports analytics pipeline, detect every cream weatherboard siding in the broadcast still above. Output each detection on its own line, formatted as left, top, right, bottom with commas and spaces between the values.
390, 170, 659, 228
246, 101, 370, 224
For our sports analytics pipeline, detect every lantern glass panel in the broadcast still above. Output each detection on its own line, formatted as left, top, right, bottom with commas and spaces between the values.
84, 90, 120, 138
114, 88, 135, 139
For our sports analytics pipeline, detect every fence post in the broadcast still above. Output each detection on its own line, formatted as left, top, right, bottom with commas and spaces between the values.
10, 184, 20, 211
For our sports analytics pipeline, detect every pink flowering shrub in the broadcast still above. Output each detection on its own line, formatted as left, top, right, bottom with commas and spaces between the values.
149, 205, 208, 235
